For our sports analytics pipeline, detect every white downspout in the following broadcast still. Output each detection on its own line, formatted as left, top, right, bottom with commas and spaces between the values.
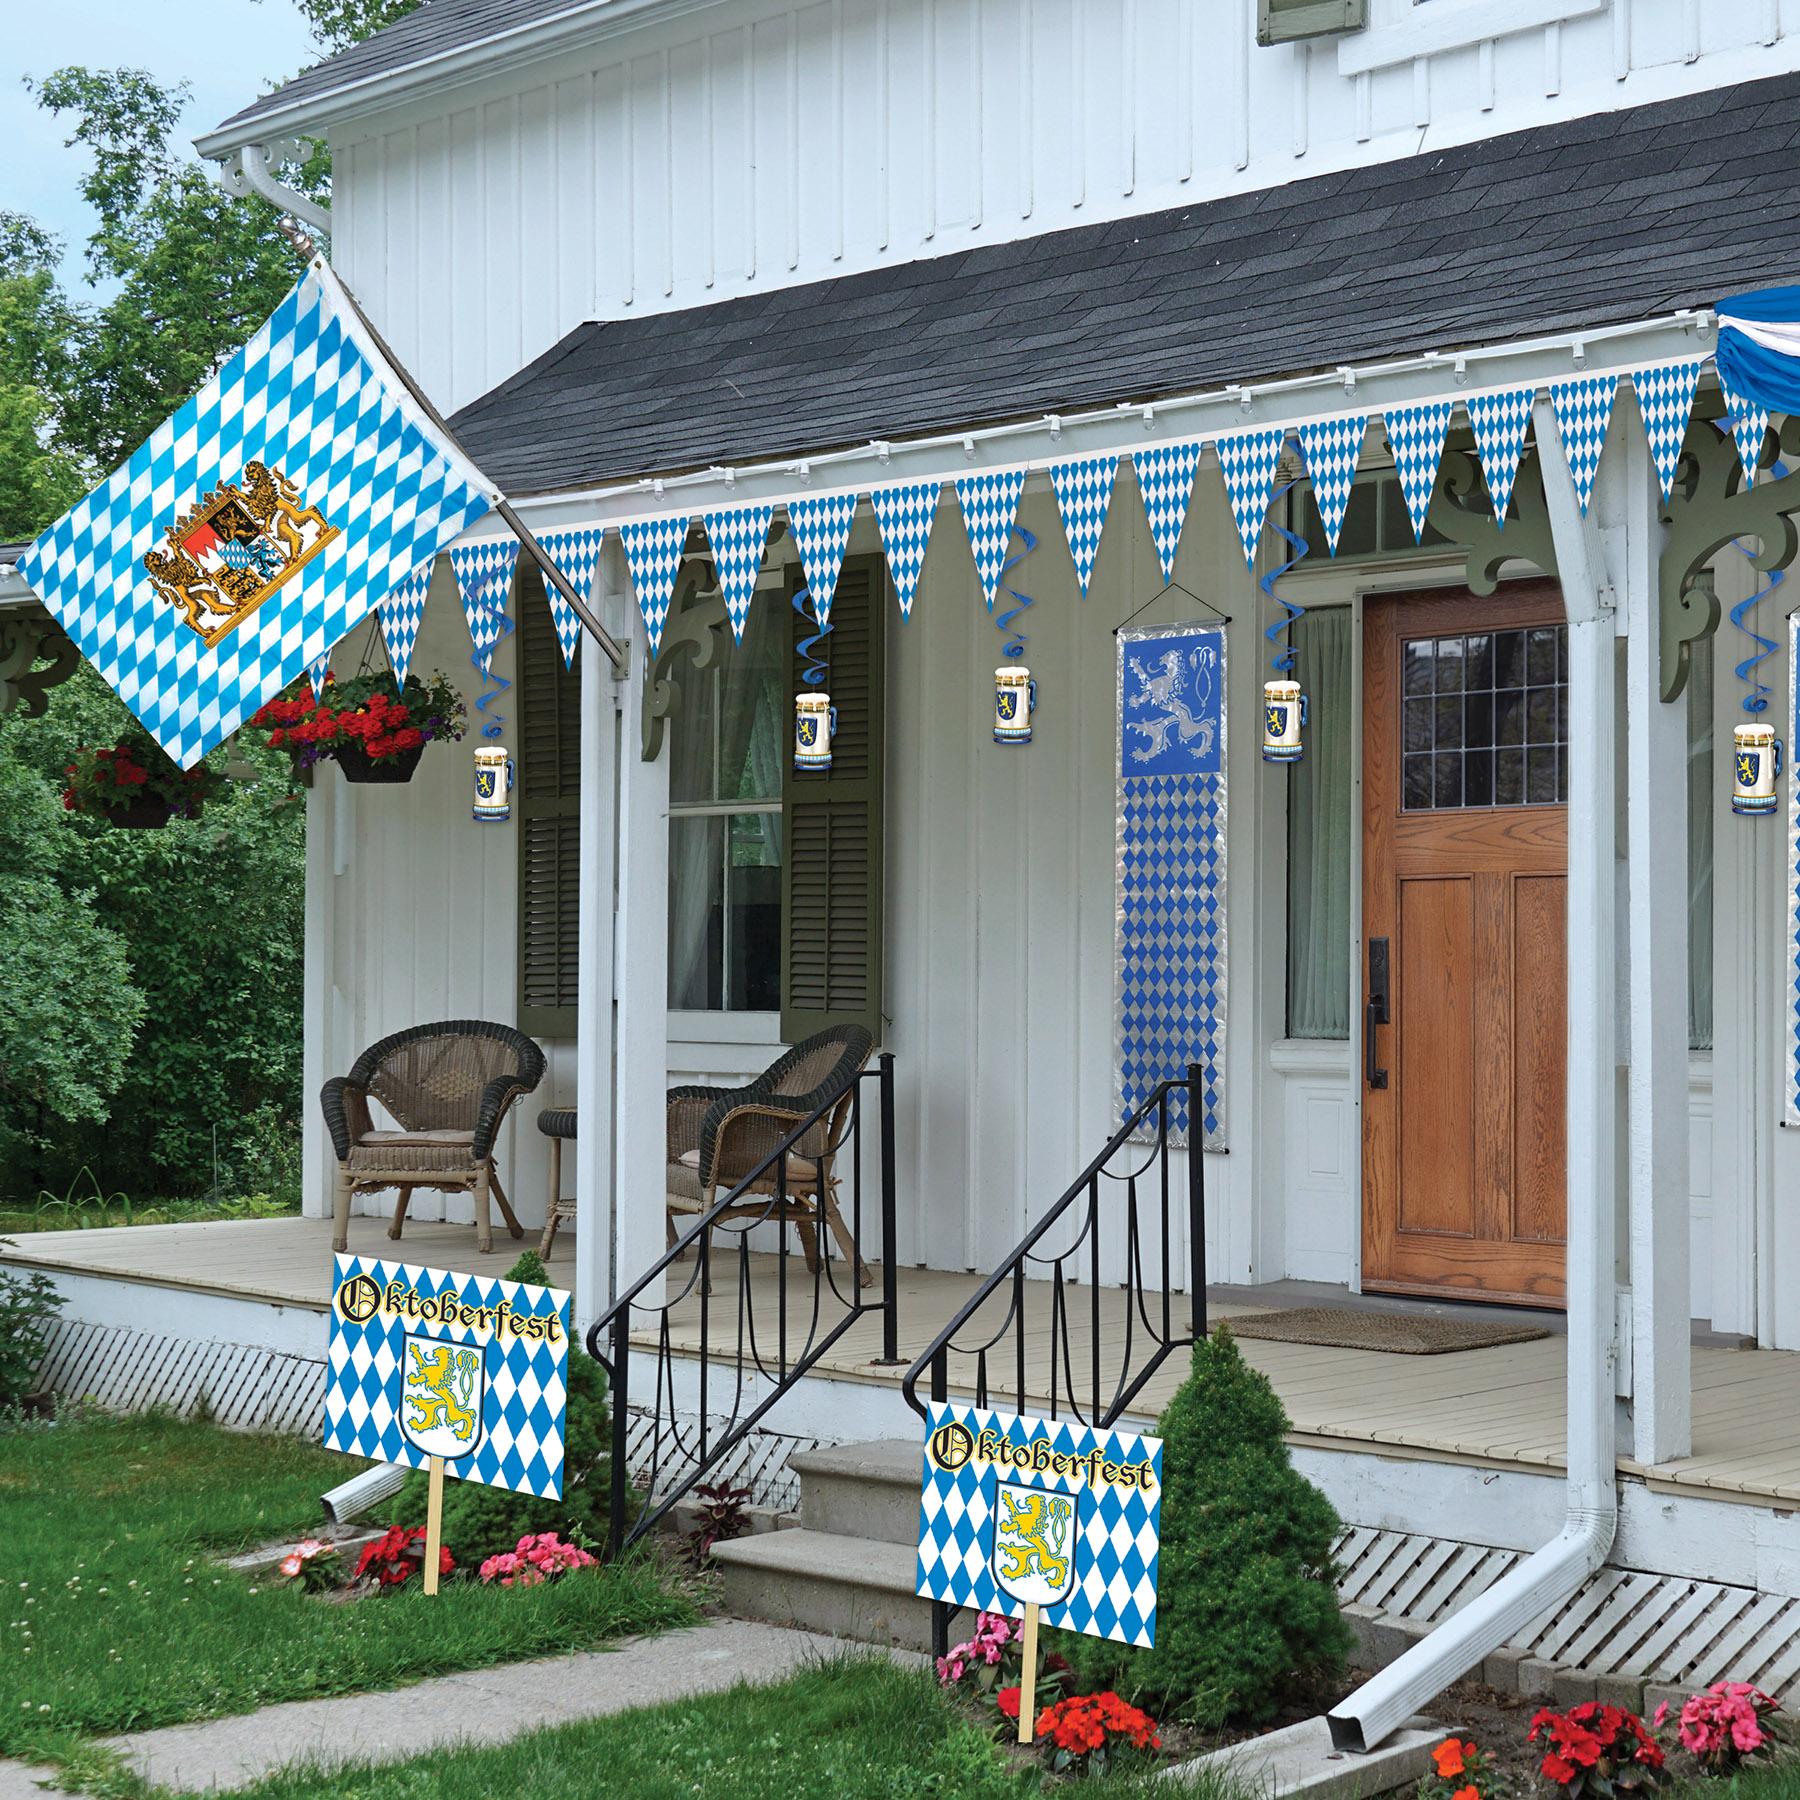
213, 141, 333, 241
1326, 394, 1624, 1752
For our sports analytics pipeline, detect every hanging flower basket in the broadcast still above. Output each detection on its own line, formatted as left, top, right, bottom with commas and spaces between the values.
249, 670, 465, 786
62, 728, 222, 829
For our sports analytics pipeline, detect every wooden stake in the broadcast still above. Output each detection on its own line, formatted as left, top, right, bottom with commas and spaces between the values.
1019, 1603, 1040, 1744
423, 1456, 445, 1596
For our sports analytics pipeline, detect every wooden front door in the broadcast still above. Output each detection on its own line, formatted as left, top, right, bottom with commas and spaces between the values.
1361, 583, 1568, 1306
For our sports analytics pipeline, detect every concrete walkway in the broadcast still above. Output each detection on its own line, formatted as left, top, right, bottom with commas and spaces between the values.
2, 1620, 880, 1797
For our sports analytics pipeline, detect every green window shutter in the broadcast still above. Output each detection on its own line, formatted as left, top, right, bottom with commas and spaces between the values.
1257, 0, 1365, 45
516, 572, 582, 1038
780, 553, 886, 1043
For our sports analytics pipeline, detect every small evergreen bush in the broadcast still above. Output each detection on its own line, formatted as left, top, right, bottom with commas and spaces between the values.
1062, 1325, 1351, 1726
393, 1250, 622, 1564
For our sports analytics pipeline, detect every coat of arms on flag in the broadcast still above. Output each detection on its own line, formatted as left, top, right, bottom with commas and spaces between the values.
400, 1333, 488, 1461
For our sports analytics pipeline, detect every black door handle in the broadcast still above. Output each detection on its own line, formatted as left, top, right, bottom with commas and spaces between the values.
1365, 937, 1390, 1091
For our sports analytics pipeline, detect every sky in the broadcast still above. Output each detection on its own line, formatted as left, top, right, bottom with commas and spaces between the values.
1, 0, 322, 290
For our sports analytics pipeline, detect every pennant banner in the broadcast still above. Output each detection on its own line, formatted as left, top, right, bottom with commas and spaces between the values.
1048, 454, 1119, 598
1721, 383, 1771, 490
955, 470, 1030, 609
449, 538, 520, 673
1465, 388, 1536, 525
1294, 415, 1367, 555
1547, 376, 1618, 516
1132, 440, 1204, 583
867, 480, 940, 621
379, 558, 436, 688
16, 262, 495, 767
618, 515, 690, 657
785, 493, 859, 627
1633, 360, 1705, 502
702, 504, 776, 642
308, 655, 331, 703
1215, 427, 1287, 569
532, 527, 606, 668
1382, 402, 1454, 541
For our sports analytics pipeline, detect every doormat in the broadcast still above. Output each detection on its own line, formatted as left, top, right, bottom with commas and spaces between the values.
1223, 1308, 1552, 1355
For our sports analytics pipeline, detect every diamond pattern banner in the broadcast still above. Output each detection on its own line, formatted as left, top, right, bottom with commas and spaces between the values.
532, 527, 606, 667
379, 558, 436, 688
449, 539, 519, 673
1116, 623, 1227, 1148
1547, 376, 1618, 515
1382, 402, 1454, 541
1633, 359, 1705, 501
954, 469, 1029, 608
1294, 415, 1368, 555
785, 492, 859, 627
702, 503, 776, 642
15, 264, 495, 768
1722, 382, 1771, 490
915, 1403, 1163, 1647
1132, 440, 1204, 583
1214, 427, 1287, 569
307, 655, 330, 703
868, 480, 940, 621
1465, 387, 1537, 525
325, 1254, 571, 1499
618, 516, 690, 657
1048, 454, 1120, 598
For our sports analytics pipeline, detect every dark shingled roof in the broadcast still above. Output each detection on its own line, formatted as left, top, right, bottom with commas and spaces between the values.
451, 67, 1800, 497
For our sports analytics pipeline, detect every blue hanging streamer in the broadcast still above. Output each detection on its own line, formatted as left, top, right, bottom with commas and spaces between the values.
992, 523, 1037, 657
792, 583, 832, 684
1723, 419, 1786, 717
468, 571, 514, 741
1261, 472, 1311, 676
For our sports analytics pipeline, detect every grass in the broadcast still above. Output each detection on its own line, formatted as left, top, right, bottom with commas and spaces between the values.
0, 1189, 299, 1233
0, 1411, 693, 1767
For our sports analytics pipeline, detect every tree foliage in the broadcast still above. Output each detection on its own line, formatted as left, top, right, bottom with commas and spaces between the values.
280, 0, 424, 55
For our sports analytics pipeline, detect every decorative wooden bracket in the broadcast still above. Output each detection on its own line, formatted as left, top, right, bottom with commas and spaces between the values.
1425, 447, 1559, 594
0, 612, 79, 719
641, 552, 729, 762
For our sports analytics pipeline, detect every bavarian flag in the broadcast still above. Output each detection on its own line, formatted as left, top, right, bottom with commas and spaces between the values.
18, 255, 498, 767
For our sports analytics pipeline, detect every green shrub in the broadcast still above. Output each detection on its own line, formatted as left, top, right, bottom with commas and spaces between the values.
0, 1267, 62, 1404
393, 1250, 621, 1565
1060, 1325, 1352, 1727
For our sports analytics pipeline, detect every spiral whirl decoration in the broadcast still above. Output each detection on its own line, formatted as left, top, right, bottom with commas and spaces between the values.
992, 523, 1038, 658
469, 571, 515, 741
1261, 475, 1311, 676
1726, 424, 1787, 718
793, 583, 832, 684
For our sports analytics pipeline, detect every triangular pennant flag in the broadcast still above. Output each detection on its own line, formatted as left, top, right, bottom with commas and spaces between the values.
954, 470, 1029, 608
1048, 454, 1119, 598
618, 515, 690, 656
1464, 388, 1537, 525
785, 493, 859, 627
308, 655, 330, 703
379, 558, 437, 687
532, 527, 606, 667
1132, 440, 1204, 582
1381, 403, 1454, 541
448, 538, 520, 672
1293, 415, 1368, 555
1214, 427, 1287, 568
1721, 382, 1771, 490
867, 480, 940, 621
1632, 359, 1705, 501
701, 503, 777, 641
1547, 376, 1618, 516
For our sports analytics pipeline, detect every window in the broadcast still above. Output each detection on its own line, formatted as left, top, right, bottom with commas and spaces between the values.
1258, 0, 1367, 45
668, 580, 787, 1012
1286, 609, 1353, 1039
1285, 470, 1454, 561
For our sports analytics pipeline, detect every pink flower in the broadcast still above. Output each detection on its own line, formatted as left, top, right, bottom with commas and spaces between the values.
278, 1554, 303, 1577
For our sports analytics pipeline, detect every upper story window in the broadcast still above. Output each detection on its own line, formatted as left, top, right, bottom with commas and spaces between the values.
1258, 0, 1368, 45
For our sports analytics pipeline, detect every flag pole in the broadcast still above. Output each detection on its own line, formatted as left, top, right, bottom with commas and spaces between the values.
281, 226, 630, 679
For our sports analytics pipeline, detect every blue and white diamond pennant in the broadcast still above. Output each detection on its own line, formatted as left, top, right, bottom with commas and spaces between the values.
618, 515, 690, 657
449, 538, 519, 673
1546, 376, 1618, 516
1214, 427, 1287, 568
1048, 454, 1119, 598
868, 480, 940, 621
1721, 382, 1771, 490
1464, 387, 1537, 525
1381, 403, 1454, 541
954, 469, 1029, 608
307, 655, 330, 702
379, 558, 436, 687
1132, 440, 1204, 582
531, 527, 605, 668
785, 492, 859, 627
701, 504, 776, 643
1294, 416, 1368, 555
1632, 360, 1704, 501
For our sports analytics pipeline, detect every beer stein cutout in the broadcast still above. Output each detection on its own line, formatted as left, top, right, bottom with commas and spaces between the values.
472, 744, 515, 824
794, 691, 837, 772
995, 665, 1036, 745
1263, 679, 1307, 764
1733, 722, 1783, 816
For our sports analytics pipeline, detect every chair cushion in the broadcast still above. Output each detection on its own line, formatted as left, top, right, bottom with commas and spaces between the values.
668, 1148, 829, 1198
347, 1129, 478, 1174
538, 1108, 578, 1139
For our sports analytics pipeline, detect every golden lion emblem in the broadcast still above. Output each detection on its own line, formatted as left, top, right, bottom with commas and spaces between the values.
994, 1489, 1072, 1590
404, 1343, 480, 1445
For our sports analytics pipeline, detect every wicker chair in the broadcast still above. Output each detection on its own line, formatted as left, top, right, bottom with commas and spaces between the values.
322, 1020, 547, 1255
666, 1025, 876, 1287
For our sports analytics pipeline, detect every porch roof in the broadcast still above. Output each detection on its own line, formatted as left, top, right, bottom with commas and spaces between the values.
452, 66, 1800, 499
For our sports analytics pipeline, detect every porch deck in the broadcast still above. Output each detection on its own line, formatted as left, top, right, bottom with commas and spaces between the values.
6, 1213, 1795, 1509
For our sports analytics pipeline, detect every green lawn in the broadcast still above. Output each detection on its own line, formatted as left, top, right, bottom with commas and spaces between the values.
0, 1411, 692, 1766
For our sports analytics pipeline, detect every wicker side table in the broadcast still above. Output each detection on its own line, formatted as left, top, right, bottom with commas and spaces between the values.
537, 1108, 578, 1257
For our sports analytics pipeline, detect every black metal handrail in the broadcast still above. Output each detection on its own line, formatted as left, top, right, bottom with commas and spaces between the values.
587, 1052, 898, 1555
